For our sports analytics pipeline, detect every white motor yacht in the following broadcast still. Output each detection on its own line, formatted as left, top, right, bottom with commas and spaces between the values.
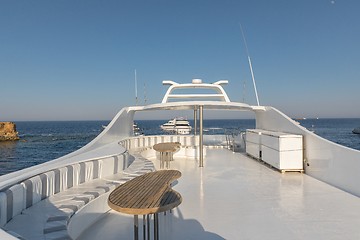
161, 118, 192, 134
0, 79, 359, 240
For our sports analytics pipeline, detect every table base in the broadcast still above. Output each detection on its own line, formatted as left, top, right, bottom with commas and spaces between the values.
133, 212, 171, 240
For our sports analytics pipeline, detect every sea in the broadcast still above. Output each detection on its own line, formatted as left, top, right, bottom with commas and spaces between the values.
0, 118, 359, 176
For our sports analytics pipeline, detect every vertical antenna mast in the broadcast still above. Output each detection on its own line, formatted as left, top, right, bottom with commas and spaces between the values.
242, 79, 246, 103
240, 24, 260, 106
143, 82, 147, 104
135, 69, 138, 105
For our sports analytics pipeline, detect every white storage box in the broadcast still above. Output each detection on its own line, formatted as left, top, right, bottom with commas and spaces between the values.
246, 129, 303, 172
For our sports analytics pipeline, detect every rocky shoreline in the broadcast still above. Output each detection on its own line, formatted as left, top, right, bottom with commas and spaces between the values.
0, 122, 19, 141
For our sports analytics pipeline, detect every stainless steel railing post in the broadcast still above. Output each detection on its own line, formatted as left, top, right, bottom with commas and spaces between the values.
194, 106, 198, 136
199, 105, 204, 167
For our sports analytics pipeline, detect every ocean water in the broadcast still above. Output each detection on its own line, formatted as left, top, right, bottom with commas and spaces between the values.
0, 121, 109, 176
0, 119, 359, 176
298, 118, 360, 149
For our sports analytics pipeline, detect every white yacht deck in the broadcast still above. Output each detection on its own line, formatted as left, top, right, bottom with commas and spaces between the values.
79, 148, 360, 240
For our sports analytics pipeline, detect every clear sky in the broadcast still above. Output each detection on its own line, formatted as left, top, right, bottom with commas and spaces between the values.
1, 0, 360, 121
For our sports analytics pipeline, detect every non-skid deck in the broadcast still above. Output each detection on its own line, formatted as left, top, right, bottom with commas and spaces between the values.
79, 148, 360, 240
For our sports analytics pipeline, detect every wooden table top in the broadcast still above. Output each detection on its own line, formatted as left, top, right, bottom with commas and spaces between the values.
108, 170, 182, 215
153, 142, 181, 153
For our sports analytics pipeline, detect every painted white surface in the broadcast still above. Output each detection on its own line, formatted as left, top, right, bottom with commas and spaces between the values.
0, 107, 134, 191
255, 106, 360, 197
161, 81, 231, 103
245, 130, 261, 158
246, 129, 303, 171
261, 132, 302, 152
79, 148, 360, 240
262, 145, 303, 170
1, 78, 360, 238
0, 141, 126, 191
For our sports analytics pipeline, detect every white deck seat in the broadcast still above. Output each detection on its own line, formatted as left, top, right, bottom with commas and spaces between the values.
0, 184, 26, 227
103, 156, 155, 183
0, 150, 155, 240
5, 179, 119, 240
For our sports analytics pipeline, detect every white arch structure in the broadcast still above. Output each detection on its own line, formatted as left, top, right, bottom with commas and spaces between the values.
161, 79, 231, 103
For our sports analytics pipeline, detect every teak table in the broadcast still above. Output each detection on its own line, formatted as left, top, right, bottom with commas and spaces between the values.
153, 142, 181, 169
108, 170, 182, 240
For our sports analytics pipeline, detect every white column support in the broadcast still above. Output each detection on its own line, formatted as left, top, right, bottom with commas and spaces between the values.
194, 106, 198, 136
199, 105, 204, 167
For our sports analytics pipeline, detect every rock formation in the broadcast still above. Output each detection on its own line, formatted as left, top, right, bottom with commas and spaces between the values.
0, 122, 19, 141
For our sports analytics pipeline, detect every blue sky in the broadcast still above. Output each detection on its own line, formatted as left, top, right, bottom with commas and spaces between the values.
1, 0, 359, 120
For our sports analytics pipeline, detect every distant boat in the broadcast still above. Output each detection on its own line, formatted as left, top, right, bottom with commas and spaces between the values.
133, 122, 143, 136
352, 127, 360, 134
160, 117, 192, 134
103, 123, 143, 136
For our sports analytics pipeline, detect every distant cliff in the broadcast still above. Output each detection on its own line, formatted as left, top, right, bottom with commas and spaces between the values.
0, 122, 19, 141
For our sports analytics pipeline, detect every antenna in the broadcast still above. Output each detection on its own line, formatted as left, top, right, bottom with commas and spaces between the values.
239, 24, 260, 106
134, 69, 138, 105
242, 79, 246, 103
143, 82, 147, 104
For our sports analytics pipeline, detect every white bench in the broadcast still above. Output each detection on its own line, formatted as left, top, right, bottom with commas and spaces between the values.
0, 151, 155, 240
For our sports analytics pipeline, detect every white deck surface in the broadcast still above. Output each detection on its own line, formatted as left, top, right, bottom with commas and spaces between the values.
78, 148, 360, 240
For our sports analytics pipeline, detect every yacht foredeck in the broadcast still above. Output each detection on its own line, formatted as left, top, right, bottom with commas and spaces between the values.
79, 148, 360, 240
